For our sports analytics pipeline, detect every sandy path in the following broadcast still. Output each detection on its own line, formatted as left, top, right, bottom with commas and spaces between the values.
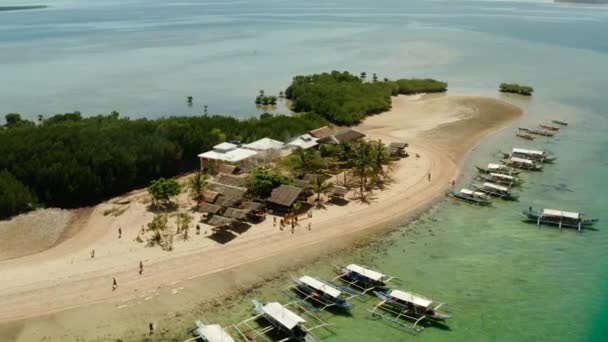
0, 95, 522, 328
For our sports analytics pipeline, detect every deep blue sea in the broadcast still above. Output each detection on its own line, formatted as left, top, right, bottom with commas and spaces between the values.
1, 0, 607, 341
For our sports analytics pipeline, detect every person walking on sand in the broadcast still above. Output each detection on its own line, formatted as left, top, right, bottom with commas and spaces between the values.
112, 277, 118, 291
428, 172, 431, 182
118, 227, 122, 239
139, 261, 143, 275
451, 179, 455, 188
196, 224, 200, 235
90, 249, 95, 259
149, 322, 154, 335
273, 216, 277, 227
308, 222, 311, 231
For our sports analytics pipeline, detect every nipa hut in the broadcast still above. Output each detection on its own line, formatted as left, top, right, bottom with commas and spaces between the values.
267, 185, 304, 209
223, 207, 250, 221
206, 215, 235, 228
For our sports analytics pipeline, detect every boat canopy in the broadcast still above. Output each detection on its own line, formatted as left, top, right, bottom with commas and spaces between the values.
487, 163, 505, 170
490, 173, 513, 180
513, 148, 545, 156
390, 290, 433, 308
299, 276, 341, 298
542, 209, 580, 220
483, 182, 508, 192
460, 189, 486, 197
510, 157, 534, 165
346, 264, 385, 281
195, 322, 235, 342
262, 302, 306, 330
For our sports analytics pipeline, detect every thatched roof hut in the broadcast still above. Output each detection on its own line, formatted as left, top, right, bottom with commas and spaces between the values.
224, 207, 249, 221
199, 203, 222, 214
216, 196, 241, 208
241, 201, 266, 212
318, 128, 366, 145
388, 141, 408, 158
267, 185, 303, 207
292, 179, 310, 189
309, 126, 335, 139
202, 190, 220, 203
208, 183, 248, 200
207, 215, 235, 227
215, 173, 247, 187
328, 185, 349, 198
218, 164, 238, 175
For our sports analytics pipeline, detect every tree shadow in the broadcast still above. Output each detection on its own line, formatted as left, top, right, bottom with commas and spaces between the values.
227, 222, 252, 235
327, 197, 349, 206
352, 193, 378, 205
146, 201, 178, 213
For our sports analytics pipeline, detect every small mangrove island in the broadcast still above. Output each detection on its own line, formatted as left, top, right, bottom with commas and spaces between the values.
499, 83, 534, 96
0, 5, 47, 11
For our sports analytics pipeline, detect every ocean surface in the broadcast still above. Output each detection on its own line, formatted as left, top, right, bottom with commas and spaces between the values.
2, 0, 608, 341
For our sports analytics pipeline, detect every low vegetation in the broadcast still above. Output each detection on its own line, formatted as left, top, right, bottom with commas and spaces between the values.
246, 166, 292, 198
285, 71, 447, 125
499, 83, 534, 96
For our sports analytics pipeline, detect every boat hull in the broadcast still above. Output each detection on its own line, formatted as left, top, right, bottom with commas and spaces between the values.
295, 283, 352, 310
448, 191, 491, 206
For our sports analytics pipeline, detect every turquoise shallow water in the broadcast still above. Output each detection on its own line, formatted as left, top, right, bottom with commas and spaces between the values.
2, 1, 608, 341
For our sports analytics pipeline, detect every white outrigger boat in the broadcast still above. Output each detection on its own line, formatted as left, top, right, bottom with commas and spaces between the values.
472, 182, 519, 201
475, 172, 521, 187
189, 320, 235, 342
234, 300, 331, 342
447, 188, 492, 206
333, 264, 395, 294
502, 157, 543, 171
369, 289, 450, 333
502, 148, 556, 164
289, 275, 355, 311
522, 207, 598, 231
475, 163, 520, 176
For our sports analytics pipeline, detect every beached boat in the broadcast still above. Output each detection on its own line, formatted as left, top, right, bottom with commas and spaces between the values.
518, 127, 555, 137
192, 320, 235, 342
552, 120, 568, 126
448, 188, 492, 206
293, 275, 353, 310
334, 264, 394, 294
539, 124, 560, 131
516, 132, 535, 140
522, 207, 598, 231
475, 173, 521, 187
472, 182, 519, 201
502, 157, 543, 171
505, 148, 556, 163
475, 163, 521, 176
369, 289, 450, 332
234, 300, 331, 342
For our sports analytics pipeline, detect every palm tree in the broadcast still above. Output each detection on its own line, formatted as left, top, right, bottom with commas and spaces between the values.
189, 172, 207, 208
351, 142, 373, 196
311, 175, 333, 206
147, 214, 168, 248
372, 73, 378, 83
204, 105, 208, 115
178, 212, 193, 240
369, 140, 392, 185
187, 96, 193, 106
282, 147, 323, 178
360, 72, 367, 81
336, 142, 353, 185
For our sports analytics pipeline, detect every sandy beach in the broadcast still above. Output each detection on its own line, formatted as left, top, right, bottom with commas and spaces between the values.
0, 94, 522, 341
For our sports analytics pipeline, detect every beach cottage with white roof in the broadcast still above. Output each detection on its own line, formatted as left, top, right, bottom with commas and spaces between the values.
286, 134, 318, 150
243, 137, 285, 162
198, 142, 258, 171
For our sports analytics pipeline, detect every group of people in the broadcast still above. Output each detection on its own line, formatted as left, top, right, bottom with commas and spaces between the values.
273, 211, 313, 233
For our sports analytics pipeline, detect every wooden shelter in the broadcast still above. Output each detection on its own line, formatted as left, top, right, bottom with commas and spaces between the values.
388, 142, 408, 158
218, 164, 238, 175
309, 126, 335, 139
202, 190, 220, 204
215, 173, 247, 187
267, 185, 304, 208
241, 201, 266, 212
216, 196, 241, 208
207, 215, 235, 228
208, 183, 248, 200
224, 207, 250, 221
199, 203, 222, 214
328, 185, 349, 198
318, 128, 366, 145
